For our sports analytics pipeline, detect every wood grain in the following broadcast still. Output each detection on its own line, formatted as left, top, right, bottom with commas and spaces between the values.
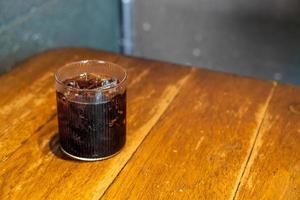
0, 49, 192, 199
235, 84, 300, 200
101, 69, 275, 199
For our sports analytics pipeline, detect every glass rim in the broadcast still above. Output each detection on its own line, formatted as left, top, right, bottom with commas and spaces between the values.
54, 60, 127, 92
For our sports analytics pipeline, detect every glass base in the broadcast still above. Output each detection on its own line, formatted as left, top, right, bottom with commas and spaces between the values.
60, 145, 122, 161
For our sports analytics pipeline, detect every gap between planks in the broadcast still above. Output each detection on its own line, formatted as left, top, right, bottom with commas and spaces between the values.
99, 68, 197, 199
231, 81, 277, 200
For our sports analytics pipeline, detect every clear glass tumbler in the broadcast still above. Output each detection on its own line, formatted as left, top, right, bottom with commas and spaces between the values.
55, 60, 127, 161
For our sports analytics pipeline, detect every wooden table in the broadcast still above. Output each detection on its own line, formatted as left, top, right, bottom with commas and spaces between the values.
1, 48, 300, 200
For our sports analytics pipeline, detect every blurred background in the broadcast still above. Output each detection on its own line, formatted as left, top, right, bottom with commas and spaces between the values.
1, 0, 300, 84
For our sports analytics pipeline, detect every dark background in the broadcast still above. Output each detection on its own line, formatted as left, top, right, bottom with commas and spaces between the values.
131, 0, 300, 84
1, 0, 300, 84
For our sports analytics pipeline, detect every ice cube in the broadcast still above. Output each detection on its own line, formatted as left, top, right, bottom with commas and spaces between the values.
79, 72, 88, 80
101, 78, 118, 89
65, 80, 78, 88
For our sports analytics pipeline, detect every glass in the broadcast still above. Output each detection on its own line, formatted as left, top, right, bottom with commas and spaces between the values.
55, 60, 127, 161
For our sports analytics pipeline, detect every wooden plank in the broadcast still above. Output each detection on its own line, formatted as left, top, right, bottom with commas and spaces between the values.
0, 48, 119, 162
101, 69, 276, 199
0, 49, 192, 199
235, 84, 300, 200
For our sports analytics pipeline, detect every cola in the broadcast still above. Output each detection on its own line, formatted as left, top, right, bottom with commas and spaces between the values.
56, 73, 126, 160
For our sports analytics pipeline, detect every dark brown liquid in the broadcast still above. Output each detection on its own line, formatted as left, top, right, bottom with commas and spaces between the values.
56, 74, 126, 159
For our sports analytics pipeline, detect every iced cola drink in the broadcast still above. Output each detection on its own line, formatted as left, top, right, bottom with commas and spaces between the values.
55, 60, 127, 161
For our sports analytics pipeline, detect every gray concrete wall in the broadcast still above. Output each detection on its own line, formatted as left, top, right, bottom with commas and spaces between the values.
0, 0, 121, 73
132, 0, 300, 84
